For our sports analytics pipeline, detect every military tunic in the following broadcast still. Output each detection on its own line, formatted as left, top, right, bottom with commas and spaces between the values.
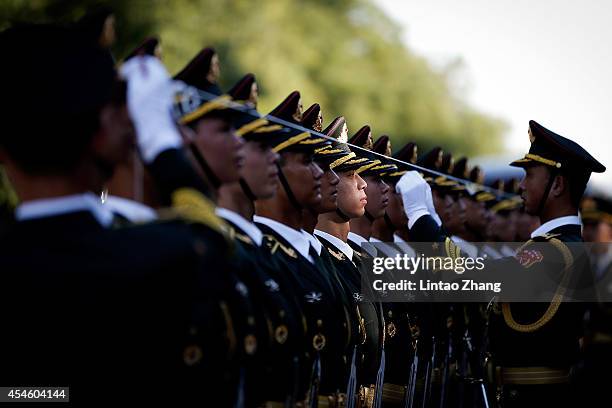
410, 214, 592, 408
218, 209, 305, 405
0, 197, 237, 406
255, 217, 353, 400
314, 231, 384, 389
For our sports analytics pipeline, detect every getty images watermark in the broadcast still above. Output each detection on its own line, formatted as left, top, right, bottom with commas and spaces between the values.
357, 242, 612, 303
371, 252, 499, 294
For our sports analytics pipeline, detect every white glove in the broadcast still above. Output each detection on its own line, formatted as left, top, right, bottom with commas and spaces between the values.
396, 171, 438, 229
119, 56, 182, 163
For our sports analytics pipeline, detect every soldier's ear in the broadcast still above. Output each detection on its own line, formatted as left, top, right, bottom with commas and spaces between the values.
550, 173, 567, 198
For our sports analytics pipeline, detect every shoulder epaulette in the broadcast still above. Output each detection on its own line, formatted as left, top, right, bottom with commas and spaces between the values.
169, 187, 227, 235
326, 246, 346, 261
263, 234, 298, 258
503, 235, 574, 333
227, 226, 254, 246
444, 237, 462, 259
533, 232, 562, 241
235, 232, 254, 245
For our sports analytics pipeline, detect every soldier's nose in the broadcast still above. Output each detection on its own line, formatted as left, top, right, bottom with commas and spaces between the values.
311, 162, 323, 179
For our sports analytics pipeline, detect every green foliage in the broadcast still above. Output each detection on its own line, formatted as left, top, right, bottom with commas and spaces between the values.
0, 0, 506, 156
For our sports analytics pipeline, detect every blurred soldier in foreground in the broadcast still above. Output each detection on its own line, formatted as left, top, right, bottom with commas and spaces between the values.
0, 25, 237, 406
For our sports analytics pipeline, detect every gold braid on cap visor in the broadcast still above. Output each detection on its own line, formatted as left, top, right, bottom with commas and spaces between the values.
386, 170, 408, 178
179, 95, 233, 125
272, 132, 310, 153
370, 163, 397, 173
355, 159, 378, 174
236, 118, 269, 137
475, 191, 496, 202
490, 199, 520, 213
513, 153, 562, 169
314, 147, 345, 155
329, 152, 357, 170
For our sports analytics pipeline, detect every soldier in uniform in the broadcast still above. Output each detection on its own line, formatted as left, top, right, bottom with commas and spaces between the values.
124, 36, 162, 60
173, 51, 306, 406
254, 91, 355, 406
442, 156, 482, 258
101, 37, 166, 223
0, 24, 238, 406
434, 151, 469, 245
395, 120, 606, 408
488, 189, 523, 252
313, 116, 388, 407
173, 47, 244, 191
190, 73, 308, 407
347, 126, 391, 244
365, 138, 402, 248
228, 72, 259, 107
370, 137, 442, 408
579, 195, 612, 406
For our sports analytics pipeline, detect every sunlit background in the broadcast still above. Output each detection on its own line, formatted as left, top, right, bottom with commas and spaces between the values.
1, 0, 609, 194
375, 0, 611, 193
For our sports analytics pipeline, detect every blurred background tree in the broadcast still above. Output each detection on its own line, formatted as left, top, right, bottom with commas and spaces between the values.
0, 0, 507, 156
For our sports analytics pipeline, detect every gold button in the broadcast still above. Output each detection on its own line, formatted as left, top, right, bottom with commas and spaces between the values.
313, 333, 326, 350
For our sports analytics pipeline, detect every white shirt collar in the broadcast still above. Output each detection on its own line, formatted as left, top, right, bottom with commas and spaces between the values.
15, 192, 114, 227
482, 244, 503, 259
314, 229, 354, 261
103, 195, 157, 223
451, 235, 479, 258
216, 208, 263, 246
393, 233, 416, 257
372, 240, 402, 257
530, 215, 581, 238
500, 244, 517, 257
348, 231, 368, 245
301, 230, 322, 255
253, 215, 313, 263
348, 231, 377, 257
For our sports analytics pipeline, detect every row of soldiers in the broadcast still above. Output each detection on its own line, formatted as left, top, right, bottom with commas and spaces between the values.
0, 12, 610, 408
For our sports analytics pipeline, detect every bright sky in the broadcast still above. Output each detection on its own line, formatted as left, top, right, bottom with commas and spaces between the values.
374, 0, 611, 189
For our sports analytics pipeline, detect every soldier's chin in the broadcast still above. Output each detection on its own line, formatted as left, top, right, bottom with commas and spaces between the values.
309, 193, 322, 207
523, 201, 537, 215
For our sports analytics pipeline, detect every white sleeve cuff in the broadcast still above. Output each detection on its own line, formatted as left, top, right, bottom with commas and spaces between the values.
407, 209, 431, 230
139, 129, 182, 163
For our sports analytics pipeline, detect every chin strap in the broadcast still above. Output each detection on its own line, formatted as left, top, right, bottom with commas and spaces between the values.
364, 210, 375, 222
189, 143, 220, 189
93, 155, 115, 182
238, 178, 257, 201
276, 162, 302, 211
335, 208, 351, 222
306, 206, 319, 218
384, 212, 395, 231
536, 168, 559, 216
